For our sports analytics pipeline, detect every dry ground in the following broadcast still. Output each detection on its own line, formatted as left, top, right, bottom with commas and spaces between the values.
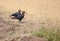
0, 0, 60, 41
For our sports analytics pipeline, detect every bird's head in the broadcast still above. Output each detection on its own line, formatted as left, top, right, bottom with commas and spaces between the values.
18, 10, 21, 13
22, 11, 27, 14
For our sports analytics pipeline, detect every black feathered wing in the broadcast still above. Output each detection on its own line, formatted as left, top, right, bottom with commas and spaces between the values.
11, 12, 19, 17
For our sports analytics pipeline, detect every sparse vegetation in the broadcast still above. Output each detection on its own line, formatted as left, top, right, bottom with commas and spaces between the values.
33, 27, 60, 41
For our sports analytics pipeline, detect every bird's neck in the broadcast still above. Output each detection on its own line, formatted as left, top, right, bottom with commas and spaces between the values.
22, 13, 25, 15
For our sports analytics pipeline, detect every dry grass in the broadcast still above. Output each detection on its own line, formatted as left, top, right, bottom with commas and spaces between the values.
0, 0, 60, 41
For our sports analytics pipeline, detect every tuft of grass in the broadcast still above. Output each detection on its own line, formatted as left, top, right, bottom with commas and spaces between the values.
33, 27, 60, 41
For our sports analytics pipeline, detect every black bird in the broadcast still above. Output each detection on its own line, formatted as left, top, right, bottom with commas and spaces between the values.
16, 11, 25, 22
10, 10, 26, 22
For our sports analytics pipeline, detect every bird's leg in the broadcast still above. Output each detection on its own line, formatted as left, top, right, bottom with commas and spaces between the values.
19, 20, 21, 23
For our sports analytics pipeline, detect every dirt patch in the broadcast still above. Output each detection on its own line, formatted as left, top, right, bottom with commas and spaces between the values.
20, 36, 47, 41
